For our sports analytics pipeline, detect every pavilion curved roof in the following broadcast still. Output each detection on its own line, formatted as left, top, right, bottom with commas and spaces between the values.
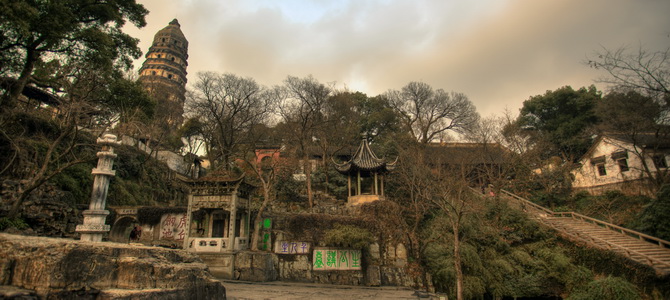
334, 139, 397, 174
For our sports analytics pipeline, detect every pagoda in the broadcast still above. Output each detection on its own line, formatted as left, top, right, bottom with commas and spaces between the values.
334, 139, 397, 205
138, 19, 189, 130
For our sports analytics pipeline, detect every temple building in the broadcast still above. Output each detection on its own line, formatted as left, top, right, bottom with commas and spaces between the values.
138, 19, 189, 131
181, 172, 255, 278
183, 172, 253, 253
334, 139, 397, 205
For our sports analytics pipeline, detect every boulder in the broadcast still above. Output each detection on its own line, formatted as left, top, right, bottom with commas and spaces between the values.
0, 233, 225, 299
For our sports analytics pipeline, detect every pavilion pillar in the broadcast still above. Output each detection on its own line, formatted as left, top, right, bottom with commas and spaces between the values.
357, 170, 361, 196
347, 175, 352, 197
374, 172, 378, 195
381, 175, 385, 196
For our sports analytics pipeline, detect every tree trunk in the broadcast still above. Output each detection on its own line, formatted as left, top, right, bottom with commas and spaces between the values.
251, 182, 271, 251
322, 150, 330, 194
305, 154, 313, 208
452, 221, 463, 300
5, 49, 38, 108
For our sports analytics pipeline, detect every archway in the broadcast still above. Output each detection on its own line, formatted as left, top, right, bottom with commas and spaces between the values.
109, 216, 138, 243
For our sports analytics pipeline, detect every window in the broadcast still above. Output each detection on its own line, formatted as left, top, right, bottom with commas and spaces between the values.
151, 71, 156, 76
653, 155, 668, 169
596, 164, 607, 176
171, 57, 175, 62
157, 54, 161, 58
167, 74, 173, 79
617, 159, 629, 172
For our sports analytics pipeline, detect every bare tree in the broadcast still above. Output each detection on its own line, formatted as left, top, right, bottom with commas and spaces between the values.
391, 143, 435, 289
588, 45, 669, 102
186, 72, 276, 170
386, 82, 479, 144
394, 142, 483, 300
595, 90, 670, 193
430, 175, 479, 300
587, 44, 670, 193
238, 148, 283, 251
2, 65, 109, 217
277, 75, 332, 208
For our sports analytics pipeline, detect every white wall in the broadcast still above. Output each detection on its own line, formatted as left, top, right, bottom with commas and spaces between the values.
572, 137, 667, 189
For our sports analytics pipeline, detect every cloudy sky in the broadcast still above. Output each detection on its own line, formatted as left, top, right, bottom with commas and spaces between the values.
124, 0, 670, 118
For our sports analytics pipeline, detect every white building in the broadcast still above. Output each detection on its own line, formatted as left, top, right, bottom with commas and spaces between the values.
571, 133, 669, 196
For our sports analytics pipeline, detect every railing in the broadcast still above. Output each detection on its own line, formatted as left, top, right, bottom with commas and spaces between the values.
235, 237, 249, 251
499, 189, 554, 215
188, 237, 250, 252
498, 189, 670, 249
495, 189, 670, 273
189, 237, 229, 252
544, 219, 670, 270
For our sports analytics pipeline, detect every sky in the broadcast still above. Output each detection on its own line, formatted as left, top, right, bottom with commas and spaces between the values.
123, 0, 670, 118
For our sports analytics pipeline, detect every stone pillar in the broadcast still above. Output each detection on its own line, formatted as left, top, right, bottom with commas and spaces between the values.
183, 193, 194, 249
76, 134, 118, 242
228, 194, 237, 251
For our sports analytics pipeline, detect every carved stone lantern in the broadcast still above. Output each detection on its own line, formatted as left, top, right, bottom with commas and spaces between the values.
76, 134, 118, 242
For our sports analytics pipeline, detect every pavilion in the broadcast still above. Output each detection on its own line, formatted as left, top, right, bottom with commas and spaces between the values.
334, 139, 397, 205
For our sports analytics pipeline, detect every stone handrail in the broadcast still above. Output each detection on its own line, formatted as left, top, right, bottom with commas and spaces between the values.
189, 237, 229, 252
499, 189, 670, 249
499, 189, 554, 215
544, 219, 670, 270
552, 211, 670, 249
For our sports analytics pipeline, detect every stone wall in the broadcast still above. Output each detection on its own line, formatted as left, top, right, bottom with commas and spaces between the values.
228, 242, 424, 288
0, 233, 225, 299
233, 252, 278, 282
0, 182, 81, 238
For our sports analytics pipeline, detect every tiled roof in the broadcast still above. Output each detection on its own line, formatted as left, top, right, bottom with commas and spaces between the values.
334, 139, 397, 174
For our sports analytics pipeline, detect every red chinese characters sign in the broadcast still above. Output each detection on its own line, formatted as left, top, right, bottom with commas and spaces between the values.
160, 213, 187, 241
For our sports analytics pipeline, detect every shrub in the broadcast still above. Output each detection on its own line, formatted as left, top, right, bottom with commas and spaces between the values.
0, 217, 29, 231
629, 185, 670, 240
324, 224, 374, 250
568, 276, 639, 300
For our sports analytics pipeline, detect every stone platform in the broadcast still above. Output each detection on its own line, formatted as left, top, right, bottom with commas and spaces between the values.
0, 233, 225, 299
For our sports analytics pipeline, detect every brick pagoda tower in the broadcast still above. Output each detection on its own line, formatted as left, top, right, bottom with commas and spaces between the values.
139, 19, 189, 131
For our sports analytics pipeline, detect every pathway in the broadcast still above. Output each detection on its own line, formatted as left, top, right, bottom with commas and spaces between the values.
499, 190, 670, 275
221, 280, 439, 300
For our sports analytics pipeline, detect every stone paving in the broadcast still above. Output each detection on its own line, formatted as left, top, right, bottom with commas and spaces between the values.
221, 280, 443, 300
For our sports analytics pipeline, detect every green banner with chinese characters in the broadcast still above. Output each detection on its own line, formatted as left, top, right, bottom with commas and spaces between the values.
312, 247, 362, 271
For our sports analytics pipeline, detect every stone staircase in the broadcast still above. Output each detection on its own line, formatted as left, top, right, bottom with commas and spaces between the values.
498, 189, 670, 275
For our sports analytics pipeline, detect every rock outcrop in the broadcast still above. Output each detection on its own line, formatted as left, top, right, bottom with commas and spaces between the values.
0, 233, 225, 299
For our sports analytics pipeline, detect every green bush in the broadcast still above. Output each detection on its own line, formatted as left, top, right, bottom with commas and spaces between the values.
629, 185, 670, 240
274, 172, 305, 202
0, 217, 28, 231
568, 276, 639, 300
323, 224, 374, 249
311, 167, 348, 200
51, 163, 94, 205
